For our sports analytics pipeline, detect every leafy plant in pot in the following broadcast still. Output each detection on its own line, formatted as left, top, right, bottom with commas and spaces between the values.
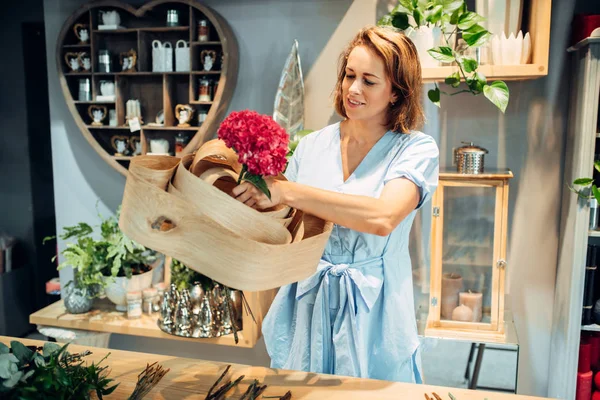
97, 206, 159, 311
44, 222, 107, 314
45, 206, 158, 313
378, 0, 510, 113
570, 161, 600, 212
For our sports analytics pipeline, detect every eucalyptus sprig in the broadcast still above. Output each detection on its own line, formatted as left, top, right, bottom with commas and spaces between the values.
378, 0, 510, 113
0, 340, 169, 399
0, 340, 118, 400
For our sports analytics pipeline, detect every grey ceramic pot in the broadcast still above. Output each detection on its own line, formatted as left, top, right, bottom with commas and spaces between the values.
64, 287, 93, 314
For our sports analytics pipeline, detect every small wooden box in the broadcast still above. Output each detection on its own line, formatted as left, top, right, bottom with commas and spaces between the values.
425, 169, 513, 343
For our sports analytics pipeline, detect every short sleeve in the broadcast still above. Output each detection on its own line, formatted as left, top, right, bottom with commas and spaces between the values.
284, 136, 306, 182
384, 133, 439, 209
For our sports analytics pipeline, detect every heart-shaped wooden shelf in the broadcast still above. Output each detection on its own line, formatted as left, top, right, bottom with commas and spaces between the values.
57, 0, 238, 176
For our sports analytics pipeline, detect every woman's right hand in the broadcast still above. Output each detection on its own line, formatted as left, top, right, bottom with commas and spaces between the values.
232, 177, 284, 210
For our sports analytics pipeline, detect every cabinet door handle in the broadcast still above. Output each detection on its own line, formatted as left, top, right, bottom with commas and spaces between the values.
497, 259, 507, 269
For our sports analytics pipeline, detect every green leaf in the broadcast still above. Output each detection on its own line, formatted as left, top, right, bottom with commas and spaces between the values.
20, 369, 35, 382
413, 8, 424, 26
466, 72, 486, 93
463, 24, 491, 47
55, 366, 69, 387
450, 7, 461, 25
427, 46, 454, 63
242, 173, 272, 200
593, 185, 600, 204
442, 0, 464, 13
391, 12, 410, 30
10, 341, 34, 366
574, 178, 594, 185
2, 370, 22, 388
462, 57, 478, 73
43, 342, 60, 358
0, 343, 8, 355
594, 160, 600, 173
399, 0, 414, 12
444, 72, 461, 88
483, 81, 510, 113
0, 354, 19, 379
425, 5, 443, 24
377, 14, 393, 26
42, 235, 56, 245
428, 87, 441, 107
102, 383, 119, 395
441, 13, 451, 26
33, 352, 45, 368
457, 11, 485, 30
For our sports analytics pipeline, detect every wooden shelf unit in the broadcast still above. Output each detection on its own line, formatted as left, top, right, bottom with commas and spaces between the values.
30, 289, 277, 349
93, 26, 191, 34
75, 100, 115, 104
422, 0, 551, 83
58, 0, 238, 176
191, 41, 221, 45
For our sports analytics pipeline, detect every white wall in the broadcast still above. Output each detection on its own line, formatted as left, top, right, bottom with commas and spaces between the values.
45, 0, 577, 396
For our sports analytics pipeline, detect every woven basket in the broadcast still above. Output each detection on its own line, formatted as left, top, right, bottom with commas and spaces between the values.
119, 140, 332, 291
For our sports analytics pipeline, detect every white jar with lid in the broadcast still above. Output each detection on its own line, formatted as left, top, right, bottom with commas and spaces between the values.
126, 291, 142, 319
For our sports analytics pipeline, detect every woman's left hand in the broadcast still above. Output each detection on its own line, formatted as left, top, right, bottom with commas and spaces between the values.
232, 177, 283, 210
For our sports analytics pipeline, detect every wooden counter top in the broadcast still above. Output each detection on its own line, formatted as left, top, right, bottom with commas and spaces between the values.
1, 336, 552, 400
30, 298, 244, 346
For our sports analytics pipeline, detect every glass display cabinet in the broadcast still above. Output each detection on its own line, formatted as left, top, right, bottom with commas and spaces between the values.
425, 169, 513, 342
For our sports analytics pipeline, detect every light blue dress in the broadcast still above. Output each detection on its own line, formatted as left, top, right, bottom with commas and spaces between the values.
262, 122, 439, 383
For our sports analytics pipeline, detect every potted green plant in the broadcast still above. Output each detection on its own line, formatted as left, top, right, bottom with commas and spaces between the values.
570, 161, 600, 203
97, 207, 159, 311
45, 206, 159, 313
378, 0, 510, 113
43, 222, 108, 314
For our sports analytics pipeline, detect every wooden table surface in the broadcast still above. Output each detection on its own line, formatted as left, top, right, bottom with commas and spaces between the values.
0, 336, 552, 400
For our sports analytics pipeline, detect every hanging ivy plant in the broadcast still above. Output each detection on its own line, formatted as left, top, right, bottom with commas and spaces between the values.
378, 0, 510, 113
570, 160, 600, 203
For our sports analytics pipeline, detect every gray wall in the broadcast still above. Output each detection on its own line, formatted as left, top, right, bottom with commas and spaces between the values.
45, 0, 580, 396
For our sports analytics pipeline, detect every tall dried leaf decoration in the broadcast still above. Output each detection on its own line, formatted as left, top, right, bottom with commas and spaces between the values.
273, 40, 305, 140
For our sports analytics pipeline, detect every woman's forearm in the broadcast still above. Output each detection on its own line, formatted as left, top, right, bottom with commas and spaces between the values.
276, 180, 395, 236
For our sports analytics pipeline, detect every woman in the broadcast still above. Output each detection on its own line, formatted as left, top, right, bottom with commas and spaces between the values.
232, 25, 439, 383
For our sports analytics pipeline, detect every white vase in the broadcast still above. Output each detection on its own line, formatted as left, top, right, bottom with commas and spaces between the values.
104, 268, 154, 311
407, 26, 442, 68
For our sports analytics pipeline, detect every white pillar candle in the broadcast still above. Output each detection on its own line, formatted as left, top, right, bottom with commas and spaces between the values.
459, 291, 483, 322
441, 273, 463, 320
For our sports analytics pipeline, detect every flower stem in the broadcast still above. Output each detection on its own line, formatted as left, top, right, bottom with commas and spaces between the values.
449, 89, 472, 96
237, 165, 247, 185
443, 27, 476, 95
